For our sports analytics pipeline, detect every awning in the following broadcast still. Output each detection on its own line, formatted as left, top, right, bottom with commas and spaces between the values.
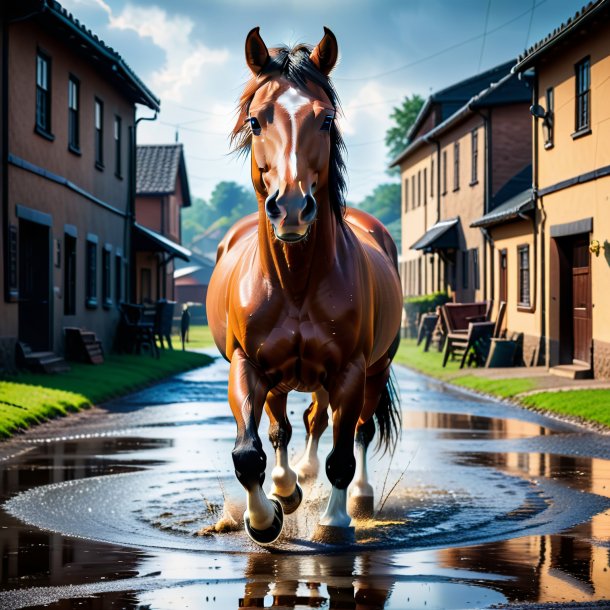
411, 218, 459, 252
470, 189, 534, 228
133, 223, 191, 261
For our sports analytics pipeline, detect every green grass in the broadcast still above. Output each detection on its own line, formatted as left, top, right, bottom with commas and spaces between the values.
172, 324, 216, 350
451, 375, 538, 398
394, 339, 463, 379
521, 390, 610, 426
0, 350, 213, 439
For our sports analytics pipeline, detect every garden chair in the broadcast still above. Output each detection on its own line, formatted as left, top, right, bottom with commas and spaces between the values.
416, 312, 439, 352
442, 321, 495, 368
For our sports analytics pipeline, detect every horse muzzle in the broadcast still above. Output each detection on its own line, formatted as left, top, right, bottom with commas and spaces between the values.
265, 190, 317, 244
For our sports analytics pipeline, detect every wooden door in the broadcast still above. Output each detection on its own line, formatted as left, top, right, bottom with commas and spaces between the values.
572, 238, 592, 364
499, 249, 507, 303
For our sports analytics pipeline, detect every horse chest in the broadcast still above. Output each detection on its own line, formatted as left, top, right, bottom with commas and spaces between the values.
251, 317, 344, 390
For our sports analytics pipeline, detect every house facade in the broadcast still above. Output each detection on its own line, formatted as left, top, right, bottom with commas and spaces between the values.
134, 144, 191, 304
0, 1, 159, 368
392, 63, 532, 305
508, 0, 610, 377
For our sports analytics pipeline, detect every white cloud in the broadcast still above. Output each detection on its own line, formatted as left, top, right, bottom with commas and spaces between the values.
108, 5, 229, 102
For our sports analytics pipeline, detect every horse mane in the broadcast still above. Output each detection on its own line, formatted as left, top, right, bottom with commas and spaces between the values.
231, 44, 347, 225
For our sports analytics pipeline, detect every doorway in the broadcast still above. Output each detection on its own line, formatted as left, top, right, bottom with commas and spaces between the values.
18, 219, 52, 350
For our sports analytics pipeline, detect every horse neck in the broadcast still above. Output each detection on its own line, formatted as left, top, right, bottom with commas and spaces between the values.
257, 189, 338, 297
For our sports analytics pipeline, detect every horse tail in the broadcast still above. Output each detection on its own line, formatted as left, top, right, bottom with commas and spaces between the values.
374, 346, 401, 456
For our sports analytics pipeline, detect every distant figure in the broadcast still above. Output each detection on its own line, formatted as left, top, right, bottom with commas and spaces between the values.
180, 304, 191, 351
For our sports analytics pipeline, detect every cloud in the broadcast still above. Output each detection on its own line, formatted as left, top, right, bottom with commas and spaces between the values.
108, 5, 229, 102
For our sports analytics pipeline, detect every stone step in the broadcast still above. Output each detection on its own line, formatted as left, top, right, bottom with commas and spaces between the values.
549, 363, 592, 380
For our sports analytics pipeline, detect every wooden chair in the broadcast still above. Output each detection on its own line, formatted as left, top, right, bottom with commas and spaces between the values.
154, 300, 176, 350
117, 303, 159, 358
416, 313, 439, 352
443, 321, 495, 368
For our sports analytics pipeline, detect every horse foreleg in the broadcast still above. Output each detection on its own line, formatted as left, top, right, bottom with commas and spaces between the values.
294, 389, 329, 481
313, 361, 365, 542
265, 392, 302, 514
229, 348, 283, 545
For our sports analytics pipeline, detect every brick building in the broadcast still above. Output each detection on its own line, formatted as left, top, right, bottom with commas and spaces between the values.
0, 0, 159, 369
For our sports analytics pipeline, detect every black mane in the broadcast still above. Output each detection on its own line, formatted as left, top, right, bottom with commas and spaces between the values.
232, 44, 347, 225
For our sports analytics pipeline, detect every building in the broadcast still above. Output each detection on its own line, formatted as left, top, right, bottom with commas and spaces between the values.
391, 62, 532, 304
492, 0, 610, 378
0, 0, 159, 369
134, 144, 191, 304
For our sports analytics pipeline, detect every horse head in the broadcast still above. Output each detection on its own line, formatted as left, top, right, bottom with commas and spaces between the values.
234, 27, 342, 243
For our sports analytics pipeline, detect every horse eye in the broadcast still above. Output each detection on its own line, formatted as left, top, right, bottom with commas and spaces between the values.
249, 117, 262, 136
320, 115, 333, 132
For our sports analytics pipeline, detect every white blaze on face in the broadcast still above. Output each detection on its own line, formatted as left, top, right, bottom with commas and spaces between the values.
276, 87, 310, 181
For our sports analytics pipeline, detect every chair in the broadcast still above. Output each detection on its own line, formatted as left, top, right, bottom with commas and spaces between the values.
154, 300, 176, 350
416, 313, 439, 352
117, 303, 159, 358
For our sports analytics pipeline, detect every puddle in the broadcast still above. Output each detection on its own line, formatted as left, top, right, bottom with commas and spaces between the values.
1, 360, 609, 608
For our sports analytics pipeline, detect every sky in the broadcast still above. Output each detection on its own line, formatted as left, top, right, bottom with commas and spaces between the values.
59, 0, 589, 204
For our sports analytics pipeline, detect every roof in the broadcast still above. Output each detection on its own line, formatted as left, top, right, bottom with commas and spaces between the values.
133, 222, 191, 261
471, 189, 534, 228
10, 0, 159, 110
514, 0, 610, 73
407, 60, 515, 141
390, 69, 530, 168
136, 144, 192, 206
411, 218, 460, 251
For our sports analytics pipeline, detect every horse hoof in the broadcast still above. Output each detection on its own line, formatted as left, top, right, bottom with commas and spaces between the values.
311, 524, 355, 545
273, 483, 303, 515
348, 495, 375, 519
244, 498, 284, 546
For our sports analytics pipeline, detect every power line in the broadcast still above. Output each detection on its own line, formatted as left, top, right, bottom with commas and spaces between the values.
524, 0, 537, 48
478, 0, 493, 73
334, 1, 547, 82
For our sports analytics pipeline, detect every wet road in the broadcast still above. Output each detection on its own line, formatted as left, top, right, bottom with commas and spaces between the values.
1, 354, 610, 609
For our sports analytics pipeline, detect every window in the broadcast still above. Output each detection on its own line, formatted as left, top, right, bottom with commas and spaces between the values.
115, 253, 123, 304
442, 150, 447, 195
68, 76, 79, 152
140, 268, 152, 303
430, 158, 434, 197
411, 175, 416, 209
85, 237, 98, 308
518, 245, 531, 307
499, 249, 508, 303
114, 116, 122, 177
461, 250, 469, 289
453, 141, 460, 191
544, 87, 554, 148
575, 57, 590, 133
471, 129, 478, 184
423, 167, 427, 204
472, 248, 480, 290
35, 51, 52, 136
102, 245, 112, 308
94, 98, 104, 168
403, 179, 408, 212
417, 170, 421, 207
64, 234, 76, 315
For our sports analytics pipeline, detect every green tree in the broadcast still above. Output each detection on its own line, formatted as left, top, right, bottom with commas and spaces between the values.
385, 94, 425, 168
208, 181, 257, 222
356, 182, 401, 246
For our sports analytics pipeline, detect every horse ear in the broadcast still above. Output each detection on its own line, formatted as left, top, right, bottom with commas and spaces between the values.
310, 27, 338, 76
245, 27, 269, 75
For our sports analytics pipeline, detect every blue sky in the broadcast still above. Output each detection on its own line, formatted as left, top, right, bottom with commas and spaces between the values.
60, 0, 588, 203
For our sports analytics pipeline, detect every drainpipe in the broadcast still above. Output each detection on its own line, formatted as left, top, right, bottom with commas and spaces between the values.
2, 14, 9, 303
128, 109, 158, 302
424, 134, 442, 289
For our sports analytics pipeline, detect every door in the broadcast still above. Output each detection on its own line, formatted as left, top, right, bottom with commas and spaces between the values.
18, 219, 52, 350
571, 238, 592, 364
499, 249, 507, 303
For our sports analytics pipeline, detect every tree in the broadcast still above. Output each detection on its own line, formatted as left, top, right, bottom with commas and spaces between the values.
385, 94, 425, 167
208, 181, 257, 222
356, 183, 401, 246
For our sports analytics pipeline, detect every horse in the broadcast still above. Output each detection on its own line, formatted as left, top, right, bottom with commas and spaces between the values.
206, 26, 403, 546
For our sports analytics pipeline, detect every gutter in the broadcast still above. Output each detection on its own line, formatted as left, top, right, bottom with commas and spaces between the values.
2, 13, 9, 302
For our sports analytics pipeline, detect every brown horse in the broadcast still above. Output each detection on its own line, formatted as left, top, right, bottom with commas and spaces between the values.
206, 27, 402, 546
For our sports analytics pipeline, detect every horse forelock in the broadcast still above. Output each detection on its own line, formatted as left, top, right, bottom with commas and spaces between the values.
231, 43, 347, 225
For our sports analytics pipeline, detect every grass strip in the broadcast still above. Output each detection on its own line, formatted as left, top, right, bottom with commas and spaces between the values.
520, 390, 610, 427
0, 350, 212, 439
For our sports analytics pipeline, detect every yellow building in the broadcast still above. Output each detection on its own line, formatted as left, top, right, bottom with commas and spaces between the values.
391, 62, 532, 304
487, 0, 610, 378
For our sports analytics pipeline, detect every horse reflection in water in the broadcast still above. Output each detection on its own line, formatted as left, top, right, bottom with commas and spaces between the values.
207, 27, 402, 546
239, 553, 393, 608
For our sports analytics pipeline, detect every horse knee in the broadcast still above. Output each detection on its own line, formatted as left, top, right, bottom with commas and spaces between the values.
325, 445, 356, 490
268, 421, 292, 449
232, 438, 266, 491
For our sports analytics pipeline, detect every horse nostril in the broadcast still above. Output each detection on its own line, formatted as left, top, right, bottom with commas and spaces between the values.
265, 190, 282, 220
301, 194, 317, 223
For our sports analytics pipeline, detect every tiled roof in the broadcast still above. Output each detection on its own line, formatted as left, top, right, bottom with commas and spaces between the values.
16, 1, 160, 110
411, 218, 460, 251
514, 0, 610, 72
471, 189, 534, 228
137, 144, 183, 196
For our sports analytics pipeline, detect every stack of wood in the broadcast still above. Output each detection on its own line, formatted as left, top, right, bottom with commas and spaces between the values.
64, 327, 104, 364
